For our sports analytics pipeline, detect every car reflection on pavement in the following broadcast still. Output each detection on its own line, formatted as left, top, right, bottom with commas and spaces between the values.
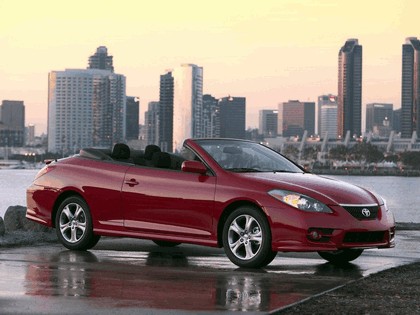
24, 249, 363, 312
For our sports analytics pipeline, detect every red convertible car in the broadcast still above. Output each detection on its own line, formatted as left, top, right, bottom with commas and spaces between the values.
26, 138, 395, 268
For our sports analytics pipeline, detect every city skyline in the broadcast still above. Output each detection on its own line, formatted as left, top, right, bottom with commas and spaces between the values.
0, 0, 418, 135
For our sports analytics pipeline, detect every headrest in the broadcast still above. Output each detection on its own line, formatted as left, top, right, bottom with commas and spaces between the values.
144, 145, 161, 160
152, 152, 171, 168
111, 143, 130, 159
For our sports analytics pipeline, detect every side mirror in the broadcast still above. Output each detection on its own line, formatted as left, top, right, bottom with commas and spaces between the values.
181, 160, 207, 175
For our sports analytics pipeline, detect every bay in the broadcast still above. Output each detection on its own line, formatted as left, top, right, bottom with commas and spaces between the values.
0, 170, 418, 223
327, 175, 420, 224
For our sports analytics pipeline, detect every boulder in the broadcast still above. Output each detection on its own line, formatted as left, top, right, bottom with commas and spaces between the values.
0, 217, 5, 236
4, 206, 53, 233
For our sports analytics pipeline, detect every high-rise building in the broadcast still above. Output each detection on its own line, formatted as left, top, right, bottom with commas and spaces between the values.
0, 100, 25, 147
401, 37, 420, 138
145, 101, 160, 145
393, 108, 401, 134
159, 71, 174, 152
278, 100, 315, 138
26, 124, 35, 146
202, 94, 220, 138
48, 69, 126, 154
337, 38, 362, 138
259, 110, 278, 138
172, 64, 203, 152
318, 95, 337, 139
219, 96, 246, 139
126, 96, 140, 140
366, 103, 393, 137
88, 46, 114, 72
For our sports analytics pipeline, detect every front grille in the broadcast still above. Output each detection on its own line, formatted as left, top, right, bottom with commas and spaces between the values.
342, 205, 379, 220
343, 231, 385, 243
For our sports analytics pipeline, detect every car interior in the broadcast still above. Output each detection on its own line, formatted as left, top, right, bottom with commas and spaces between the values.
79, 143, 187, 170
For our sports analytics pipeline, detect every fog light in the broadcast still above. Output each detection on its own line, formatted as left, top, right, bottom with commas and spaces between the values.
307, 228, 334, 242
308, 230, 322, 240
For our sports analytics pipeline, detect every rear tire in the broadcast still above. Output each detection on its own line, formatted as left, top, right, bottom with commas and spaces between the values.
318, 249, 364, 265
223, 206, 276, 268
55, 196, 100, 250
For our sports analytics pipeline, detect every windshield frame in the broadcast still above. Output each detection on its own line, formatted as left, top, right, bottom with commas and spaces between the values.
194, 139, 305, 174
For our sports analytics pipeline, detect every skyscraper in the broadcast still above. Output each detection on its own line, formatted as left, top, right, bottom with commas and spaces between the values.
48, 47, 126, 154
401, 37, 420, 138
159, 71, 174, 152
259, 110, 278, 138
48, 69, 126, 154
366, 103, 393, 137
279, 100, 315, 138
337, 38, 362, 138
145, 101, 160, 146
317, 95, 337, 139
0, 100, 25, 147
126, 96, 140, 140
202, 94, 220, 138
88, 46, 114, 72
219, 96, 246, 139
172, 64, 203, 152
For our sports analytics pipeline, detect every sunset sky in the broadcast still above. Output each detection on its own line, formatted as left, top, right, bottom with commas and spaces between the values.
0, 0, 418, 135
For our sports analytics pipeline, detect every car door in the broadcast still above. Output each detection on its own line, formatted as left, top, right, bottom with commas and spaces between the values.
121, 164, 216, 240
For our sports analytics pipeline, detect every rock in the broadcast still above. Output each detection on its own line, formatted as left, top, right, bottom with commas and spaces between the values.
0, 217, 5, 236
4, 206, 53, 233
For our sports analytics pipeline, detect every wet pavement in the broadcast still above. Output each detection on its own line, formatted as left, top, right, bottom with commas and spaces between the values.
0, 230, 419, 314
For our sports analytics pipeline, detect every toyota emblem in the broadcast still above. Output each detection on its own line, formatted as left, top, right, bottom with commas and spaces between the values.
361, 208, 371, 217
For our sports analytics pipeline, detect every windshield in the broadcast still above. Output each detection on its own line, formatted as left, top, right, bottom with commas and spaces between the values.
195, 139, 304, 173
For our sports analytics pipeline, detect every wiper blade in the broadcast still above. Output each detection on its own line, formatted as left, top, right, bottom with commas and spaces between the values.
225, 167, 262, 173
272, 169, 299, 173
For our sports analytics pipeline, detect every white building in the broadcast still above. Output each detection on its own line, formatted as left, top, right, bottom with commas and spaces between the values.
172, 64, 203, 152
48, 69, 126, 154
318, 94, 338, 139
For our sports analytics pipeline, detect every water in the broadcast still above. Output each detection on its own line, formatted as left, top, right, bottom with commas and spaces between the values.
0, 169, 39, 218
326, 175, 420, 224
0, 170, 419, 223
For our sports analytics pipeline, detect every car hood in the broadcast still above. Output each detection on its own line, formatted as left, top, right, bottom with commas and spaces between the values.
238, 172, 378, 206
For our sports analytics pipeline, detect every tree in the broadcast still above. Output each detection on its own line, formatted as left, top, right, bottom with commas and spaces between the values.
282, 145, 299, 161
350, 142, 384, 163
328, 145, 350, 161
401, 151, 420, 170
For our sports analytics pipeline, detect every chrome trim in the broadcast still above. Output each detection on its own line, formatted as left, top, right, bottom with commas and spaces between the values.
339, 203, 378, 207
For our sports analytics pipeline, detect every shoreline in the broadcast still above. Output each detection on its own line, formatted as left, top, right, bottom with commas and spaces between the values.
312, 168, 420, 177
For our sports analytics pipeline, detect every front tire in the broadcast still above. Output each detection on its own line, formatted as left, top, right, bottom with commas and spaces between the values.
223, 206, 276, 268
55, 196, 100, 250
318, 249, 364, 265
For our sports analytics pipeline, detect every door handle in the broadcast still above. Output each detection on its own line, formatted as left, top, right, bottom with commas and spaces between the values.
124, 178, 139, 187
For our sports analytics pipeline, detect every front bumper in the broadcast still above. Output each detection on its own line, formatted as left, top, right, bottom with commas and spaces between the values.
267, 203, 395, 252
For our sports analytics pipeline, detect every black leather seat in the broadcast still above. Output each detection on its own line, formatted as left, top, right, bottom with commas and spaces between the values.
134, 144, 161, 166
152, 152, 172, 169
111, 143, 131, 162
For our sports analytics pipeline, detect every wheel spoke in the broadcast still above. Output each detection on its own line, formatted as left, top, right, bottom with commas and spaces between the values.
60, 222, 71, 234
230, 220, 243, 236
229, 239, 242, 254
62, 206, 72, 221
244, 242, 255, 259
249, 232, 262, 244
244, 215, 254, 232
74, 205, 84, 220
77, 221, 86, 232
70, 227, 79, 242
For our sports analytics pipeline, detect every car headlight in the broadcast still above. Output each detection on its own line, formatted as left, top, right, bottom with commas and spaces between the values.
268, 189, 332, 213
